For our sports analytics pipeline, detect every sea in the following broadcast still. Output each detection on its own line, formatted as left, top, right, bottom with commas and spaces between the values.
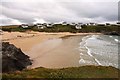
28, 34, 119, 69
79, 35, 119, 69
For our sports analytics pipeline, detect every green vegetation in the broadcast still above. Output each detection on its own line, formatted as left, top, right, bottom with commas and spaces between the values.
1, 25, 120, 79
2, 66, 119, 78
1, 24, 119, 35
41, 24, 77, 33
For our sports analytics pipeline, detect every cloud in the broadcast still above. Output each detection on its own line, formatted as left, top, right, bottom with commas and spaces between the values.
1, 0, 119, 2
59, 2, 118, 21
33, 18, 47, 24
0, 0, 119, 25
0, 15, 23, 26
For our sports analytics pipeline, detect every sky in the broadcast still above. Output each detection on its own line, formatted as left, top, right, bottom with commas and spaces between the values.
0, 0, 119, 26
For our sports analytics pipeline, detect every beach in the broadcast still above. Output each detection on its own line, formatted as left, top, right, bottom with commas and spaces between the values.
1, 31, 102, 69
2, 31, 99, 52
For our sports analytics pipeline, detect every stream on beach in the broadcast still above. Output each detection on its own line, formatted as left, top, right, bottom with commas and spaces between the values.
26, 34, 119, 69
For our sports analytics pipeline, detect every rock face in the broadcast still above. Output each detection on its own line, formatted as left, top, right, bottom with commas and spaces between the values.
1, 42, 32, 73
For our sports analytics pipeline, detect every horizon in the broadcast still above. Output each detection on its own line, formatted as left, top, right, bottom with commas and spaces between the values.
0, 21, 119, 26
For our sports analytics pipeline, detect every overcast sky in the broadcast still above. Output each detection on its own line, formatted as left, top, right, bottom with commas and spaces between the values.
0, 0, 119, 25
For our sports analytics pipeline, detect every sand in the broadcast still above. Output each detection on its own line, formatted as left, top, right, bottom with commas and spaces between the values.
28, 35, 86, 69
1, 31, 101, 69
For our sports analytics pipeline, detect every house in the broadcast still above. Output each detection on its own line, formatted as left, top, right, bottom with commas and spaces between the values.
70, 22, 76, 26
36, 23, 42, 27
85, 23, 96, 26
43, 23, 47, 26
40, 26, 46, 29
20, 24, 29, 28
116, 22, 120, 26
47, 23, 54, 28
105, 23, 111, 26
85, 23, 90, 26
97, 24, 105, 26
36, 23, 42, 29
36, 23, 46, 29
62, 22, 67, 25
75, 24, 82, 29
90, 23, 97, 26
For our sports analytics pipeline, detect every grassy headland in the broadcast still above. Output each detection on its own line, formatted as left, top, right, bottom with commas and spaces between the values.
2, 66, 119, 78
0, 24, 119, 35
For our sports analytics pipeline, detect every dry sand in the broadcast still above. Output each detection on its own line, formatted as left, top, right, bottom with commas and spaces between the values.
1, 31, 101, 69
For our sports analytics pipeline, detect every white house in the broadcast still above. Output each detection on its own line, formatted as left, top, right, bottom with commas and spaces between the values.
40, 26, 46, 29
85, 23, 90, 26
90, 23, 96, 26
21, 24, 29, 28
116, 22, 120, 26
47, 23, 54, 28
105, 23, 111, 26
36, 24, 46, 29
75, 24, 82, 29
70, 22, 76, 26
36, 24, 42, 29
36, 24, 42, 26
62, 22, 67, 25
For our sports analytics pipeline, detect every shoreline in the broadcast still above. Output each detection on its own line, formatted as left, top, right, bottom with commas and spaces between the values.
1, 31, 101, 52
1, 31, 102, 69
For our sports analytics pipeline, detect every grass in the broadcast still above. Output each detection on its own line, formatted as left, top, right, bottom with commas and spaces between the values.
1, 25, 119, 35
1, 25, 120, 79
2, 66, 119, 79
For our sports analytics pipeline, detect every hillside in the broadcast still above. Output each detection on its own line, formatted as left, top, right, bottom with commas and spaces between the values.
2, 66, 119, 79
1, 24, 120, 35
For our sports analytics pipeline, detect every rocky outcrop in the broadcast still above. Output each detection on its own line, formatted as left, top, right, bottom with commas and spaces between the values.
1, 42, 32, 73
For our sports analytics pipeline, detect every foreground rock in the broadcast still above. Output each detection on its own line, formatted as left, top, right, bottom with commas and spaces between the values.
1, 42, 32, 73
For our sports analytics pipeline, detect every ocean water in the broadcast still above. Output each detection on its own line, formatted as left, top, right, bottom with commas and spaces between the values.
79, 35, 119, 68
27, 34, 119, 69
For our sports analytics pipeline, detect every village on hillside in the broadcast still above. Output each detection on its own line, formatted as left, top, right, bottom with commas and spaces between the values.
0, 21, 120, 36
20, 21, 120, 30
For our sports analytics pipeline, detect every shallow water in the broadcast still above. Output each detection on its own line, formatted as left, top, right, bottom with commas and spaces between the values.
79, 35, 119, 68
27, 34, 119, 69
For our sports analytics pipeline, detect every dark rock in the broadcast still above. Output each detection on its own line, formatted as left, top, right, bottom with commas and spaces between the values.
1, 42, 32, 73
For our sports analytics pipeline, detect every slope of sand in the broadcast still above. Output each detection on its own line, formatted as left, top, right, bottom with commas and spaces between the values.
1, 31, 101, 69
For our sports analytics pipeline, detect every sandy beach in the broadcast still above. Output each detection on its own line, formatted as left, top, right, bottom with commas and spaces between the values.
2, 31, 100, 52
1, 31, 101, 69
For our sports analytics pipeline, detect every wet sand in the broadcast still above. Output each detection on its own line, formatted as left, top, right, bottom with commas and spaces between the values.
1, 31, 101, 69
27, 35, 85, 68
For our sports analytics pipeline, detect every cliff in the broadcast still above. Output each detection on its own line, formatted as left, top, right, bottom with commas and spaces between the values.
1, 42, 32, 73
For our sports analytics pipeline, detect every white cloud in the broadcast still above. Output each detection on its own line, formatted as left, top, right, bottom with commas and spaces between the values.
0, 15, 23, 26
33, 18, 47, 24
1, 0, 119, 2
0, 0, 118, 25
